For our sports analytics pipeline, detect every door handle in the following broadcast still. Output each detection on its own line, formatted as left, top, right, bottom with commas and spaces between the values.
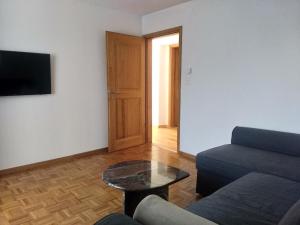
108, 91, 119, 95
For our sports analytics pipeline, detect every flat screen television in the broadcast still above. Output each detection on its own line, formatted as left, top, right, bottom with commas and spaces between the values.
0, 50, 51, 96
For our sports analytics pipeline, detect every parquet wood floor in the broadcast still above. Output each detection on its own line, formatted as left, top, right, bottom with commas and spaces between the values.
152, 127, 178, 152
0, 144, 199, 225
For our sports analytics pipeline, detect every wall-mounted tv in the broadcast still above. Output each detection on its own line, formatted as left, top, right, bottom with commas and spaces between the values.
0, 50, 51, 96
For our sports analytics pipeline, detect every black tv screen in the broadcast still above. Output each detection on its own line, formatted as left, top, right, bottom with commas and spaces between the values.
0, 50, 51, 96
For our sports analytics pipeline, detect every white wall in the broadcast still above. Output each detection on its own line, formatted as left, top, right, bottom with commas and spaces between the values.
0, 0, 141, 170
152, 34, 179, 126
158, 46, 170, 126
143, 0, 300, 155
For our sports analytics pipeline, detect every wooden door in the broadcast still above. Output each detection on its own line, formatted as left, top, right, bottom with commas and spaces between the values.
169, 47, 180, 127
106, 32, 146, 151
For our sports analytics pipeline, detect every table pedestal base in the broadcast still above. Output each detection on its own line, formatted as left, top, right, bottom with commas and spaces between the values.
124, 186, 169, 217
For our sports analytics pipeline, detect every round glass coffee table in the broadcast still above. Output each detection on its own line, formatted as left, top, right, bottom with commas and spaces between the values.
102, 160, 189, 217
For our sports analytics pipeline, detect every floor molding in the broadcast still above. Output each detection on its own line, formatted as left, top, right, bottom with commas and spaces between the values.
158, 125, 169, 128
179, 151, 196, 161
0, 147, 108, 176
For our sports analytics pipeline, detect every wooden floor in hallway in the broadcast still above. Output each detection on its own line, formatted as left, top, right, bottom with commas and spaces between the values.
0, 144, 198, 225
152, 127, 178, 152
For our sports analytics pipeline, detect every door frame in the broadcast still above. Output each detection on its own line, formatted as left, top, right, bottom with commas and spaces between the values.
144, 26, 183, 152
169, 45, 180, 127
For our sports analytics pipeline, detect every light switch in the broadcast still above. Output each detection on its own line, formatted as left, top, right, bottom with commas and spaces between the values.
186, 66, 192, 85
187, 66, 193, 75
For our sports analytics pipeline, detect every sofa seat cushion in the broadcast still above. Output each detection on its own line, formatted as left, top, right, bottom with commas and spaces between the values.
94, 213, 142, 225
278, 198, 300, 225
196, 144, 300, 182
187, 173, 300, 225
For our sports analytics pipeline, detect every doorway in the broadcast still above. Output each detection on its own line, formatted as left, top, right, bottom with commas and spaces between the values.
106, 27, 182, 152
145, 27, 182, 152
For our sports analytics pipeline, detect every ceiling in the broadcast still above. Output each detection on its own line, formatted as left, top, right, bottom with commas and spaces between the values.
90, 0, 191, 15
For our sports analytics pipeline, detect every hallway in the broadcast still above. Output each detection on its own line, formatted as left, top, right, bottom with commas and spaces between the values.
152, 127, 177, 152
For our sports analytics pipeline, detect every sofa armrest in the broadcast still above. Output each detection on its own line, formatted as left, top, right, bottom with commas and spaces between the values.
133, 195, 218, 225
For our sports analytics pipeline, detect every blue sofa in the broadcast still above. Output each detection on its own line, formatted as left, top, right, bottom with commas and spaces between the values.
196, 127, 300, 195
95, 127, 300, 225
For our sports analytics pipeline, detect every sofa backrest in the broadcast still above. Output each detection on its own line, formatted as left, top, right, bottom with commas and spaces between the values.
231, 127, 300, 157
